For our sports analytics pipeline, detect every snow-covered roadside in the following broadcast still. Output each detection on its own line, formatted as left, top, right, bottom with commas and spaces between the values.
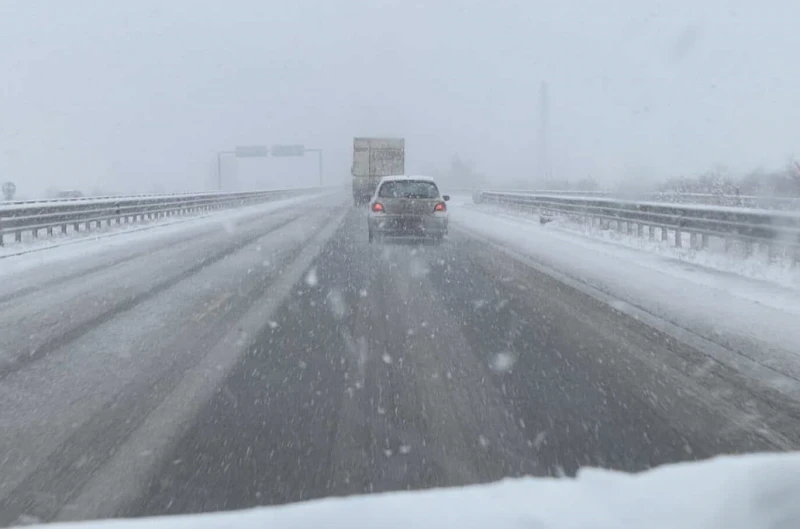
449, 201, 800, 397
0, 192, 334, 278
28, 452, 800, 529
0, 192, 332, 261
467, 198, 800, 288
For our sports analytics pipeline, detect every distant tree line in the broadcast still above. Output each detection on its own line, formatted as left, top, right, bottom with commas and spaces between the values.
432, 153, 800, 199
658, 162, 800, 197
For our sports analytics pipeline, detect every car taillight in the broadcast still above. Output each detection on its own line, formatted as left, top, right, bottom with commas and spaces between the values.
434, 202, 446, 212
372, 202, 384, 212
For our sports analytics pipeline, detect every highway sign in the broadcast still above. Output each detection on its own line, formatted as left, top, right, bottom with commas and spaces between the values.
234, 145, 269, 157
2, 181, 16, 200
271, 144, 305, 157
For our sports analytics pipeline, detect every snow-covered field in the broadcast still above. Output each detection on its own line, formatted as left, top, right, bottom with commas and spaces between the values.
28, 452, 800, 529
450, 196, 800, 404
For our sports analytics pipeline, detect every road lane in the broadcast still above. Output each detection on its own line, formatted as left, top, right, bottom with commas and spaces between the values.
126, 207, 797, 519
0, 196, 347, 526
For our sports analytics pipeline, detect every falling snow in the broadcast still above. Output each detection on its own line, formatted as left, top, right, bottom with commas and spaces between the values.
3, 138, 799, 528
305, 267, 319, 287
489, 352, 517, 373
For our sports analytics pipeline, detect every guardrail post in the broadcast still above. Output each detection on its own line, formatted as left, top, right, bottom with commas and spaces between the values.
62, 224, 67, 235
689, 233, 697, 249
637, 223, 644, 238
701, 234, 709, 249
15, 231, 21, 243
675, 229, 682, 248
661, 226, 668, 242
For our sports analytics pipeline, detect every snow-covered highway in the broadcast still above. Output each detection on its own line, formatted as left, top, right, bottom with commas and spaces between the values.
1, 191, 800, 526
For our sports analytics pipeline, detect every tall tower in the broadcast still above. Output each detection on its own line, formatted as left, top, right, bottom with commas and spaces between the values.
537, 81, 551, 186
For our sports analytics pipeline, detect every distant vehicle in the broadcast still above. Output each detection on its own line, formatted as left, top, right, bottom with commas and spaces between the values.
367, 175, 449, 243
351, 137, 405, 205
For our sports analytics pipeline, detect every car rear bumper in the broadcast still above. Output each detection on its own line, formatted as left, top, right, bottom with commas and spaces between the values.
368, 215, 448, 236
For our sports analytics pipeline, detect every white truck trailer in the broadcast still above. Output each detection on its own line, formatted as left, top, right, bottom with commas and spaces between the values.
351, 137, 405, 204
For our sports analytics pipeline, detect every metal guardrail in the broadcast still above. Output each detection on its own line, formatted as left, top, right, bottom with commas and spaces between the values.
652, 192, 800, 210
0, 188, 321, 246
0, 191, 225, 206
474, 191, 800, 260
468, 188, 800, 210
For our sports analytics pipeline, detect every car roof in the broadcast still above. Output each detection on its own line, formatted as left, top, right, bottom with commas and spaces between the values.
378, 175, 437, 183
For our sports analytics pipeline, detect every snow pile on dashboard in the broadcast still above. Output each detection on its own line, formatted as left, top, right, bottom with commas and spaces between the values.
36, 453, 800, 529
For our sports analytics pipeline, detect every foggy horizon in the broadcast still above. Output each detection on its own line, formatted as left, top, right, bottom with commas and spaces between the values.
2, 0, 799, 197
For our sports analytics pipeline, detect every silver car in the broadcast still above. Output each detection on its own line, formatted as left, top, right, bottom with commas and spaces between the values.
367, 176, 450, 243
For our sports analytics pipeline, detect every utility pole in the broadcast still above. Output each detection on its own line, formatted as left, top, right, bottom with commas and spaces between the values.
537, 81, 551, 187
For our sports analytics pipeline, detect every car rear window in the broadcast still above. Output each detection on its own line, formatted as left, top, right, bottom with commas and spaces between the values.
378, 180, 439, 199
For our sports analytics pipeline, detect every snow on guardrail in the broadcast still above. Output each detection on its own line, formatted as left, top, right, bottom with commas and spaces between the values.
0, 188, 324, 246
474, 190, 800, 263
465, 188, 800, 210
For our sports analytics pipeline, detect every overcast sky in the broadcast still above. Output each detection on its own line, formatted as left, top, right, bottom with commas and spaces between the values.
1, 0, 799, 196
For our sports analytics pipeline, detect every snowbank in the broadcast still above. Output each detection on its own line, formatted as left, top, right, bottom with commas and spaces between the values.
0, 193, 330, 272
474, 200, 800, 288
449, 200, 800, 408
31, 452, 800, 529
